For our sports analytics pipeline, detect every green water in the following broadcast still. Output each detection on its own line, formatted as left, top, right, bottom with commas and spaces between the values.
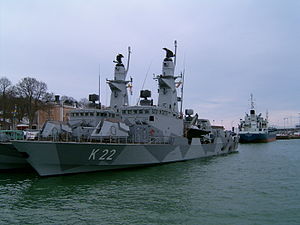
0, 140, 299, 225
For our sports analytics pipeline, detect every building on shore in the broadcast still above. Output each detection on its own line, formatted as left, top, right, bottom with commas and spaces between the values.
34, 102, 75, 130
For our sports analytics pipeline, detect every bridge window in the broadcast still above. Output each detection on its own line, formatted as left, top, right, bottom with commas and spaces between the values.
152, 109, 158, 114
100, 113, 107, 117
149, 116, 154, 121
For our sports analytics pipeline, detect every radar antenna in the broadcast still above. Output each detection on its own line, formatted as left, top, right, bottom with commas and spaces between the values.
113, 54, 124, 65
162, 48, 174, 59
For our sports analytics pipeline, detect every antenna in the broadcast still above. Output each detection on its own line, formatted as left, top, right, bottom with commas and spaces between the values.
98, 64, 101, 109
126, 46, 131, 75
105, 78, 108, 106
174, 40, 177, 67
136, 61, 152, 105
180, 55, 186, 117
250, 93, 254, 109
180, 70, 185, 117
141, 61, 152, 90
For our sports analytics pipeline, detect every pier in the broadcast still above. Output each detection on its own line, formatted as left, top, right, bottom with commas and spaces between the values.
275, 127, 300, 139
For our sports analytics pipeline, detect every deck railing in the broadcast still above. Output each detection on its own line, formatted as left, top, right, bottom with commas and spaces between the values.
34, 135, 172, 145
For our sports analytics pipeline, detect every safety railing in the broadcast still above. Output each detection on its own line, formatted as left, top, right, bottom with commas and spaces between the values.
34, 135, 173, 145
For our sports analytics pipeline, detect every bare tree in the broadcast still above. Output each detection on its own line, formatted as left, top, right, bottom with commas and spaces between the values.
79, 98, 89, 108
0, 77, 12, 95
16, 77, 50, 128
61, 95, 77, 106
0, 77, 12, 129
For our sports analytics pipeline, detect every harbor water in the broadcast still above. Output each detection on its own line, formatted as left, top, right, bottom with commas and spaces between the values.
0, 140, 299, 225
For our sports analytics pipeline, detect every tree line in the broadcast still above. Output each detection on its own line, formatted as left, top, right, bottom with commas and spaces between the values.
0, 76, 88, 130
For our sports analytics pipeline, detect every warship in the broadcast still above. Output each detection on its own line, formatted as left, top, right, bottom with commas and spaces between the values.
0, 130, 29, 169
13, 44, 239, 176
238, 94, 276, 143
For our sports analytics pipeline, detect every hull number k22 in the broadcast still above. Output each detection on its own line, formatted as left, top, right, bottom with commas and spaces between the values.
88, 149, 117, 161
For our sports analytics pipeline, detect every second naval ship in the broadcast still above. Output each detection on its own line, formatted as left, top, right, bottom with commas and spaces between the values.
13, 44, 239, 176
0, 130, 29, 169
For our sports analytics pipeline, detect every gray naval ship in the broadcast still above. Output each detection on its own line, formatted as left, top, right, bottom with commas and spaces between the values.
0, 130, 29, 170
13, 45, 239, 176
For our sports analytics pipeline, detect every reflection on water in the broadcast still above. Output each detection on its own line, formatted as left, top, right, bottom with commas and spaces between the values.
1, 140, 300, 225
0, 157, 221, 224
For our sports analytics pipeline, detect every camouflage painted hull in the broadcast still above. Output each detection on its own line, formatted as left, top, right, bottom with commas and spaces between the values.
12, 137, 238, 176
0, 143, 30, 170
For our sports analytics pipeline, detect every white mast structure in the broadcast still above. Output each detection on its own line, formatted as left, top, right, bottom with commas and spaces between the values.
156, 42, 180, 114
107, 47, 131, 109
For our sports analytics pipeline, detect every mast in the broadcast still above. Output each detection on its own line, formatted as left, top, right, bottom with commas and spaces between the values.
180, 53, 185, 117
108, 48, 131, 109
126, 46, 131, 75
98, 64, 101, 109
250, 93, 254, 110
180, 70, 185, 116
156, 45, 178, 113
174, 40, 177, 67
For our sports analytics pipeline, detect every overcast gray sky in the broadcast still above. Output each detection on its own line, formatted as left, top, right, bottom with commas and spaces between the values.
1, 0, 299, 128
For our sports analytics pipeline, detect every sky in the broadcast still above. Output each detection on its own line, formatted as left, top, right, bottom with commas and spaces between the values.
1, 0, 300, 129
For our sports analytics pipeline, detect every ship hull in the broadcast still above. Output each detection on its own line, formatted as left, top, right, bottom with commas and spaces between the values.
0, 143, 30, 170
12, 137, 238, 176
239, 132, 276, 143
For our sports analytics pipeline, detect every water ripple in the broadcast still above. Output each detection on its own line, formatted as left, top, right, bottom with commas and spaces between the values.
0, 140, 300, 224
